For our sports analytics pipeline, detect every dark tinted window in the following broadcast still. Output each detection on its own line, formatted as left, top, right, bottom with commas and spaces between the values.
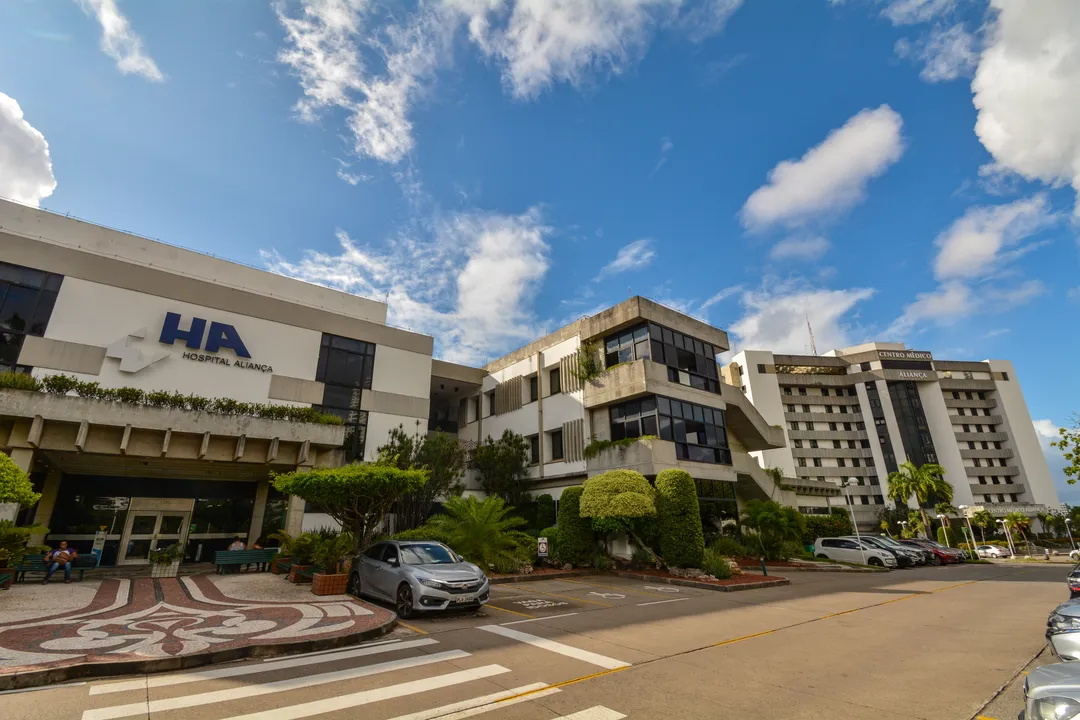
550, 430, 564, 460
0, 261, 64, 372
364, 543, 386, 560
316, 334, 375, 461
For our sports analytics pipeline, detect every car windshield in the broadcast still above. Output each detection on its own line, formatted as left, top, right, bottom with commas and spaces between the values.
399, 543, 457, 565
875, 537, 905, 549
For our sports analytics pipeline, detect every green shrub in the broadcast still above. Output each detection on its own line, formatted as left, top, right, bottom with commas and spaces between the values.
289, 533, 320, 564
556, 486, 593, 566
591, 549, 613, 571
41, 374, 77, 395
146, 390, 171, 407
391, 526, 453, 545
536, 494, 555, 530
0, 371, 41, 391
74, 380, 102, 399
0, 451, 41, 506
187, 394, 211, 411
709, 537, 751, 557
538, 525, 559, 562
493, 555, 523, 574
630, 544, 655, 569
582, 435, 658, 460
655, 468, 705, 568
113, 387, 145, 404
936, 526, 958, 547
700, 547, 733, 579
801, 512, 854, 544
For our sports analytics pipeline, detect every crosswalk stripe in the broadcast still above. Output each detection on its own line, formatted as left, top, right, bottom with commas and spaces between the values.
478, 625, 630, 670
90, 638, 438, 695
219, 665, 512, 720
361, 682, 555, 720
559, 707, 626, 719
259, 638, 404, 661
81, 649, 469, 720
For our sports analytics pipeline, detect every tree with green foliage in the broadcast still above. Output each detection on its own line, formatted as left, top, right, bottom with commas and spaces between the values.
741, 499, 805, 561
472, 430, 532, 507
886, 461, 952, 538
376, 422, 467, 531
655, 469, 705, 568
273, 463, 427, 552
419, 496, 533, 568
556, 486, 593, 566
1005, 511, 1032, 546
971, 509, 994, 543
1052, 417, 1080, 485
580, 470, 659, 559
0, 451, 40, 507
536, 494, 556, 530
802, 509, 854, 544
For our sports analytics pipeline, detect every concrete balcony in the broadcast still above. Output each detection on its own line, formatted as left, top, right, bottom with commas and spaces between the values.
950, 414, 1003, 426
584, 359, 722, 411
791, 446, 875, 458
939, 378, 997, 391
795, 466, 879, 478
585, 436, 735, 482
959, 448, 1014, 460
971, 482, 1025, 496
783, 411, 864, 424
944, 397, 997, 409
965, 465, 1021, 477
955, 432, 1009, 443
788, 429, 869, 442
782, 476, 843, 497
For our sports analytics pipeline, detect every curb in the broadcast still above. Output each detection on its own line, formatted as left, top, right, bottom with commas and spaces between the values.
0, 615, 398, 691
489, 571, 597, 585
611, 570, 790, 592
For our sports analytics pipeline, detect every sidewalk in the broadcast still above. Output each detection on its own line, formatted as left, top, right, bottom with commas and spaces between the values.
0, 573, 395, 689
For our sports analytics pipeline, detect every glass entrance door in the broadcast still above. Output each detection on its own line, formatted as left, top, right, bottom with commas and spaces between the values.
119, 511, 190, 565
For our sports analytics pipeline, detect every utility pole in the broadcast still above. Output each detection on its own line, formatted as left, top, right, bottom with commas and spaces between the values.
806, 315, 817, 355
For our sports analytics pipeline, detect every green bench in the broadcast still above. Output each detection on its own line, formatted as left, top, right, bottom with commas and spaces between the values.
289, 564, 325, 583
213, 549, 279, 574
16, 555, 98, 583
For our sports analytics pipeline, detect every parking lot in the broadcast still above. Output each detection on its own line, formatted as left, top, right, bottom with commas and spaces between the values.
5, 563, 1067, 719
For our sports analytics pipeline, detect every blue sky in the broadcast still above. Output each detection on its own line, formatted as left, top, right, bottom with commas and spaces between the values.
1, 0, 1078, 498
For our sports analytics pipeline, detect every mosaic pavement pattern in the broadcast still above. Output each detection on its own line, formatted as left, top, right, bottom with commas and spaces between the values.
0, 576, 393, 674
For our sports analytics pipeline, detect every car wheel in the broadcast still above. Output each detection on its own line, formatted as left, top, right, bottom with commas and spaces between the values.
868, 557, 883, 567
931, 554, 942, 566
396, 584, 415, 620
816, 554, 830, 560
346, 572, 361, 597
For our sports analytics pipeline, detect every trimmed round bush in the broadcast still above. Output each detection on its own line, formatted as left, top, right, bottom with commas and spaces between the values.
655, 468, 705, 568
556, 486, 593, 566
536, 494, 556, 530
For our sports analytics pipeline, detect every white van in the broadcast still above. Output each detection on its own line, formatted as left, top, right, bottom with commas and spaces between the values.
814, 537, 897, 568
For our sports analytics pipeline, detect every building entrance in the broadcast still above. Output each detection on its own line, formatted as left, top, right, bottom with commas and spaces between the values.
117, 498, 194, 565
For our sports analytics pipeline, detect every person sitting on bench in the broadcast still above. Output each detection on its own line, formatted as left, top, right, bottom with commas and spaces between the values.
227, 536, 246, 551
42, 541, 78, 584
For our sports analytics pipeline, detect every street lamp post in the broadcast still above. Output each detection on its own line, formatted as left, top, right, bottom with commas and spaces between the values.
997, 518, 1016, 558
899, 520, 908, 538
1067, 518, 1076, 552
936, 514, 950, 548
958, 505, 978, 560
840, 477, 866, 565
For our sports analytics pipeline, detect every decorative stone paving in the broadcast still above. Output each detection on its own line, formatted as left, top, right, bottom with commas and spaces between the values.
0, 575, 394, 677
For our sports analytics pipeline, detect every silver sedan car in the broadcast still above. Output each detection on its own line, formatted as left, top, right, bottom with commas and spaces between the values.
348, 540, 489, 618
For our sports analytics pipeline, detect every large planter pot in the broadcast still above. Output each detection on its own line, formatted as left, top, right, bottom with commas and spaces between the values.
151, 561, 180, 579
271, 556, 291, 575
289, 564, 313, 583
311, 572, 348, 596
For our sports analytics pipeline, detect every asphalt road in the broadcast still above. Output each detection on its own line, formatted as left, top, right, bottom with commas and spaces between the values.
2, 563, 1068, 720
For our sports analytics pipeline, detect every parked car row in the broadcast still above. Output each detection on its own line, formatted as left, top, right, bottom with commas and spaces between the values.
813, 534, 968, 568
1023, 568, 1080, 718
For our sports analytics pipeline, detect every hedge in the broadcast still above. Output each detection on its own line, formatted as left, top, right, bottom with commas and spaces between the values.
655, 469, 704, 568
801, 511, 853, 544
556, 486, 593, 566
936, 526, 958, 547
536, 494, 556, 530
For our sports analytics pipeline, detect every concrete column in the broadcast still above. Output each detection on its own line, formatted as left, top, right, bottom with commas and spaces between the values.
284, 494, 306, 537
29, 466, 61, 545
8, 447, 34, 474
536, 351, 544, 479
248, 480, 270, 544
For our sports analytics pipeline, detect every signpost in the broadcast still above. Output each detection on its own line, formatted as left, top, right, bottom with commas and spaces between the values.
92, 527, 107, 567
537, 537, 548, 559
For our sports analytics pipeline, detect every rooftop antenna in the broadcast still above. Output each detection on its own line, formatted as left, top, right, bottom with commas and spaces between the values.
806, 315, 818, 356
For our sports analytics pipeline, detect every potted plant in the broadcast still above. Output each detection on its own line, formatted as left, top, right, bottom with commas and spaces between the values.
0, 520, 48, 587
149, 543, 184, 578
311, 533, 353, 596
268, 530, 294, 575
287, 533, 317, 583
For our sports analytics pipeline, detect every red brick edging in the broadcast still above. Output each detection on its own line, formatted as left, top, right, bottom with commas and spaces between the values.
611, 570, 790, 592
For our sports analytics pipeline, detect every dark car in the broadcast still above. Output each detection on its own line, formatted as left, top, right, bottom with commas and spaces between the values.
899, 538, 963, 565
1068, 566, 1080, 599
843, 535, 917, 568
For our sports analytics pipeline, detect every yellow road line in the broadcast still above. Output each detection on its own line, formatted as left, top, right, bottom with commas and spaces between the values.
560, 578, 672, 597
396, 620, 428, 635
484, 604, 535, 619
527, 588, 614, 607
493, 667, 632, 705
711, 629, 777, 647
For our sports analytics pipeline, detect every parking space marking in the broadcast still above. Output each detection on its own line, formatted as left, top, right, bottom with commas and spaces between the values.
483, 604, 535, 619
560, 578, 676, 598
502, 612, 579, 626
479, 625, 631, 670
589, 592, 625, 600
525, 588, 614, 607
515, 598, 571, 609
637, 598, 688, 607
559, 707, 626, 719
642, 586, 680, 593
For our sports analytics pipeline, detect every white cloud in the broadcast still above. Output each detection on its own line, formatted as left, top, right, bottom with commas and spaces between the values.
982, 327, 1010, 339
262, 207, 551, 365
740, 105, 905, 230
335, 159, 371, 185
726, 284, 876, 354
0, 92, 57, 207
973, 0, 1080, 216
595, 238, 656, 280
698, 284, 743, 312
881, 0, 956, 26
76, 0, 164, 81
1069, 286, 1080, 300
650, 136, 673, 177
680, 0, 743, 43
769, 236, 831, 261
933, 195, 1057, 280
895, 23, 978, 82
1034, 419, 1075, 506
887, 281, 973, 337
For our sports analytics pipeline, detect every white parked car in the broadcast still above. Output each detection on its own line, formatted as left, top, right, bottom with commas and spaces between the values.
976, 544, 1008, 558
814, 537, 897, 568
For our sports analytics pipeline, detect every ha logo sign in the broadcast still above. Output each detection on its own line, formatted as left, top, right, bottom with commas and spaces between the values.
159, 312, 273, 373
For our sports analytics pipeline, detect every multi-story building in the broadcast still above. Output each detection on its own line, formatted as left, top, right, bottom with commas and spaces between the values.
453, 298, 792, 531
725, 343, 1060, 528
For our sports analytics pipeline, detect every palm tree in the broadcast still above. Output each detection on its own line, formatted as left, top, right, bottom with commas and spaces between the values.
1036, 511, 1056, 539
886, 462, 952, 539
1005, 511, 1032, 549
934, 501, 959, 527
423, 496, 530, 567
971, 509, 994, 544
740, 499, 805, 561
